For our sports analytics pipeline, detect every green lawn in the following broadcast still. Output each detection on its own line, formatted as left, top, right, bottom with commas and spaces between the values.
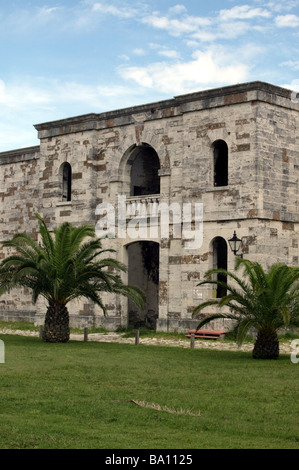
0, 334, 298, 449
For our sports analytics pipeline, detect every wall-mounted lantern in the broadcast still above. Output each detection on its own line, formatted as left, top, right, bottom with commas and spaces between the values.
228, 231, 243, 258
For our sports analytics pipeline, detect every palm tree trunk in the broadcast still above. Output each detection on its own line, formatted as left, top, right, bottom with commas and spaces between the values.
42, 303, 70, 343
252, 330, 279, 359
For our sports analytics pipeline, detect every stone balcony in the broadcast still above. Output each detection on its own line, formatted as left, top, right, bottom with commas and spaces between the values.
125, 194, 161, 221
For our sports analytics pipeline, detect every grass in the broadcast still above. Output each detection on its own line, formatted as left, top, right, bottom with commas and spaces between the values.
0, 320, 40, 332
0, 333, 298, 449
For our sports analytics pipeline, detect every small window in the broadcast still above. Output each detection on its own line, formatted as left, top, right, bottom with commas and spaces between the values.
212, 237, 227, 298
213, 140, 228, 187
62, 162, 72, 201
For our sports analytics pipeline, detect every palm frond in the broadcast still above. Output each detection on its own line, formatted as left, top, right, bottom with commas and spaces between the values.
35, 213, 55, 259
193, 258, 299, 339
0, 214, 146, 312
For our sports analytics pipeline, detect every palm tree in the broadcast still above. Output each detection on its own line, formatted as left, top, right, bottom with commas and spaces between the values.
193, 257, 299, 359
0, 214, 145, 343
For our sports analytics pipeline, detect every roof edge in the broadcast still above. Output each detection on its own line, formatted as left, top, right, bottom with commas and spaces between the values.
34, 81, 296, 132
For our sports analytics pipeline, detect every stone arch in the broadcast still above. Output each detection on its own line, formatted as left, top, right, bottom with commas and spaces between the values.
119, 143, 161, 197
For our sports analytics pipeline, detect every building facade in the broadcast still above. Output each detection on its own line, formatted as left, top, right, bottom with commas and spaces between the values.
0, 81, 298, 332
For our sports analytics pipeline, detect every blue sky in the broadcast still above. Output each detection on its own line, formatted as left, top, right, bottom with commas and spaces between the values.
0, 0, 298, 151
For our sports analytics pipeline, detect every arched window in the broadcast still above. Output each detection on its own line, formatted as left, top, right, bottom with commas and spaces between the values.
61, 162, 72, 201
212, 237, 227, 298
130, 145, 160, 196
213, 140, 228, 187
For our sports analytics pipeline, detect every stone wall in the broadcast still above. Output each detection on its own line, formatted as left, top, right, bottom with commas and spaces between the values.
0, 146, 40, 318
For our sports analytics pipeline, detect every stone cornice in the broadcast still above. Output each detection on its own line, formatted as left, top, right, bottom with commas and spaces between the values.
0, 145, 40, 164
34, 81, 298, 139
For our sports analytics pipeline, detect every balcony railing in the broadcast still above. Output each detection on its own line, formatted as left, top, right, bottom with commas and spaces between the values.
125, 194, 160, 220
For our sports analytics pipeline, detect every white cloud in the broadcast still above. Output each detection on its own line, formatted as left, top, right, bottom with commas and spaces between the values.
133, 48, 146, 56
149, 43, 180, 59
119, 54, 130, 61
0, 2, 138, 36
168, 5, 187, 15
218, 5, 271, 21
37, 6, 60, 16
266, 1, 299, 13
275, 14, 299, 27
0, 79, 51, 109
141, 13, 211, 37
0, 77, 144, 120
158, 49, 180, 59
141, 4, 272, 43
190, 31, 216, 42
192, 20, 251, 41
92, 3, 137, 18
0, 123, 39, 152
185, 39, 200, 48
281, 79, 299, 92
118, 49, 249, 95
280, 60, 299, 69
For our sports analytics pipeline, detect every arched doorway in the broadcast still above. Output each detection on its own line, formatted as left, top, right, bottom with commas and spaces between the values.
127, 241, 159, 329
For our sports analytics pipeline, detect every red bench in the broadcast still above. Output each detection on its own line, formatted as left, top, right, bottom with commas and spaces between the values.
186, 329, 227, 340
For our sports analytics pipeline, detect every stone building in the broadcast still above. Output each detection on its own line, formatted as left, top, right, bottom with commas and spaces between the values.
0, 81, 298, 332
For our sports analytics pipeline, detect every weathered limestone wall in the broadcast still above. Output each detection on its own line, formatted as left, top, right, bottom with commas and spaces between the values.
0, 146, 40, 320
256, 101, 299, 222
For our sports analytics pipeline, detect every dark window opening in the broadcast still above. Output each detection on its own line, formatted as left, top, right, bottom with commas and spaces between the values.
62, 162, 72, 201
213, 237, 227, 298
213, 140, 228, 187
130, 146, 160, 196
